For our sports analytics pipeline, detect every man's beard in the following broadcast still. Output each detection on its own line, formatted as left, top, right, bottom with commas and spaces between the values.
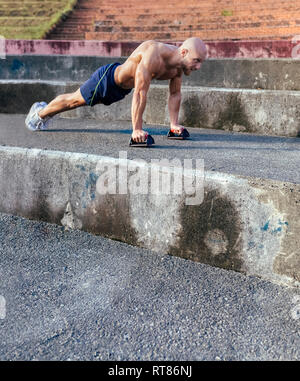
183, 67, 191, 75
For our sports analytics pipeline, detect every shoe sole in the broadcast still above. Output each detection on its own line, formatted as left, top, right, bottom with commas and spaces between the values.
25, 102, 41, 131
25, 102, 48, 131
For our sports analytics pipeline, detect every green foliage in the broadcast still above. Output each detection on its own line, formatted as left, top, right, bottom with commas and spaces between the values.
221, 9, 233, 17
0, 0, 78, 39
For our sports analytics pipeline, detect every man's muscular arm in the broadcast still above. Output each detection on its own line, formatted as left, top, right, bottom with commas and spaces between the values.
131, 61, 152, 142
168, 75, 185, 133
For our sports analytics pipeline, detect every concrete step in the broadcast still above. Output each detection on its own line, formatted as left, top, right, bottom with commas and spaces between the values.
72, 1, 299, 11
44, 19, 95, 26
44, 34, 85, 40
71, 11, 300, 20
1, 212, 299, 361
49, 22, 296, 36
1, 56, 299, 91
92, 12, 300, 26
0, 115, 299, 288
46, 25, 86, 31
1, 80, 300, 138
49, 19, 283, 28
44, 0, 299, 41
85, 27, 297, 41
47, 18, 298, 32
63, 84, 300, 137
75, 6, 300, 16
68, 11, 300, 24
92, 20, 296, 33
4, 39, 295, 58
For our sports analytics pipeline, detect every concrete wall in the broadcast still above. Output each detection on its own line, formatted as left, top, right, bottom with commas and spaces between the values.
0, 145, 298, 288
2, 81, 299, 137
3, 39, 298, 58
145, 85, 300, 137
1, 55, 300, 90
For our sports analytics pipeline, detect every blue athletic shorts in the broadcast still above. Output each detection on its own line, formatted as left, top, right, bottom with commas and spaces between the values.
80, 62, 132, 107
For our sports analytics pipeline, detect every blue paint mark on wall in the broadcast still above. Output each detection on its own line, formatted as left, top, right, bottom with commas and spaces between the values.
90, 172, 98, 183
261, 221, 270, 231
85, 172, 98, 189
76, 164, 86, 171
248, 241, 256, 249
83, 172, 99, 202
11, 59, 24, 72
272, 220, 288, 234
278, 219, 288, 227
261, 219, 288, 234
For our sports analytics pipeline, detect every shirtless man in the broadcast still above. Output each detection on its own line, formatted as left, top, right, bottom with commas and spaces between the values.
25, 37, 207, 146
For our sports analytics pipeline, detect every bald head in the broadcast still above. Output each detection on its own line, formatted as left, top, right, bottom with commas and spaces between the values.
180, 37, 207, 59
178, 37, 207, 75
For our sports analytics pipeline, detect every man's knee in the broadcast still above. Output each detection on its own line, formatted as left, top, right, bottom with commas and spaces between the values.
66, 89, 86, 108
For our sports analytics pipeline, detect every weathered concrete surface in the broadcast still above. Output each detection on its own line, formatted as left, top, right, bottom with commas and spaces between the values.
145, 85, 300, 137
0, 80, 79, 114
1, 56, 300, 90
3, 114, 300, 185
182, 59, 300, 91
0, 56, 121, 83
2, 80, 299, 137
68, 85, 300, 137
1, 213, 299, 361
4, 39, 297, 58
0, 145, 299, 288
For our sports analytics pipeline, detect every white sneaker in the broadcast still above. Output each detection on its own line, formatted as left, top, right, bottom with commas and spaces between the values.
25, 102, 50, 131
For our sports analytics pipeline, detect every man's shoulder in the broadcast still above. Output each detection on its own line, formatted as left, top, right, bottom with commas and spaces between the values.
139, 40, 167, 51
141, 40, 160, 46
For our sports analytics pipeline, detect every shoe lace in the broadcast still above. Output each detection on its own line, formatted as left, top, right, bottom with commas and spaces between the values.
36, 120, 43, 130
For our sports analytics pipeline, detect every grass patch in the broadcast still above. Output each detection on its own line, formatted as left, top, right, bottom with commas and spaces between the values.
0, 0, 78, 39
221, 9, 233, 17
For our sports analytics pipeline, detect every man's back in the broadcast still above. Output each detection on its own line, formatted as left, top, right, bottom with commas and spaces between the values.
114, 40, 182, 90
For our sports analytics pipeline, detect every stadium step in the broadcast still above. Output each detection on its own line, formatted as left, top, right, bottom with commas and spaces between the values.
45, 0, 300, 41
85, 27, 298, 41
1, 79, 299, 138
1, 48, 300, 287
0, 117, 299, 288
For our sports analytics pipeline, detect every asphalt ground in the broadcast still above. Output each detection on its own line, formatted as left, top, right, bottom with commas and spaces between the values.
0, 212, 299, 361
1, 114, 300, 184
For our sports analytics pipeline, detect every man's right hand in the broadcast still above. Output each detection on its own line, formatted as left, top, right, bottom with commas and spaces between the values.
131, 129, 148, 143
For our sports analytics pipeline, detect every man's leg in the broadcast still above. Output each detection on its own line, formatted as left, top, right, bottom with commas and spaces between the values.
25, 88, 88, 131
39, 88, 87, 119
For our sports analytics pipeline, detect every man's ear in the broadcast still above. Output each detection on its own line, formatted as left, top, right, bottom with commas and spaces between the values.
180, 48, 188, 57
